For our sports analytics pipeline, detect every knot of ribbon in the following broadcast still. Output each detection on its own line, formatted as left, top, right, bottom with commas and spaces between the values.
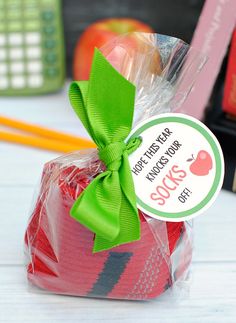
98, 138, 141, 172
69, 48, 141, 252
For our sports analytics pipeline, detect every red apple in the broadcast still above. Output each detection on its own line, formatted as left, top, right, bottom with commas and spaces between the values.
189, 150, 213, 176
73, 18, 155, 80
100, 32, 163, 81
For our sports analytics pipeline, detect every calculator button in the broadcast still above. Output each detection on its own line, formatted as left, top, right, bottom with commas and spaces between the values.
25, 32, 41, 45
45, 52, 57, 63
7, 4, 20, 10
41, 0, 55, 4
7, 10, 21, 19
24, 9, 39, 19
0, 26, 4, 32
7, 0, 20, 4
27, 61, 42, 73
42, 11, 54, 21
24, 2, 38, 9
8, 22, 22, 32
26, 47, 41, 59
0, 49, 7, 60
10, 62, 24, 73
0, 77, 9, 89
0, 63, 7, 74
27, 74, 43, 88
0, 12, 5, 20
25, 21, 41, 31
11, 76, 26, 89
9, 48, 24, 59
8, 33, 23, 46
25, 0, 38, 6
44, 39, 56, 49
43, 26, 55, 35
0, 34, 6, 46
46, 67, 58, 77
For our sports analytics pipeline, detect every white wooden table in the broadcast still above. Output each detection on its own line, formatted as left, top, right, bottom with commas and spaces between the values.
0, 86, 236, 323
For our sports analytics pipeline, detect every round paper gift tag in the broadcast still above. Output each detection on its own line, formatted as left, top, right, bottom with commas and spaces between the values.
128, 113, 224, 221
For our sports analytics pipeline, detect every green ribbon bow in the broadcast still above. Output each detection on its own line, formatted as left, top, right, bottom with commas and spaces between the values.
69, 48, 141, 252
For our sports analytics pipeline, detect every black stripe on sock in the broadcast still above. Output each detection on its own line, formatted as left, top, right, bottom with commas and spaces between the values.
87, 251, 132, 297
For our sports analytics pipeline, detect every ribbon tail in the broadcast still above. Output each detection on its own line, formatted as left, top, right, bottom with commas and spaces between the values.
70, 171, 122, 244
119, 154, 141, 242
120, 153, 140, 216
93, 156, 141, 253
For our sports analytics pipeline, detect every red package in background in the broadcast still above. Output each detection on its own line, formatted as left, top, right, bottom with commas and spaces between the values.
223, 28, 236, 116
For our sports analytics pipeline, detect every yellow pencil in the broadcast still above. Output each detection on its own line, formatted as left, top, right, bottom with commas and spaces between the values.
0, 130, 92, 153
0, 115, 96, 149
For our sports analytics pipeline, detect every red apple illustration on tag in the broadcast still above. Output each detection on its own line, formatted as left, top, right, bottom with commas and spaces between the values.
187, 150, 213, 176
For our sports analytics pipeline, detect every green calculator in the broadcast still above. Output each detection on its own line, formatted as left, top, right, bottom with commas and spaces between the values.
0, 0, 65, 95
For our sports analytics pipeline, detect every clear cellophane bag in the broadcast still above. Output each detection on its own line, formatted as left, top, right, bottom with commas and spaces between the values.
25, 33, 205, 300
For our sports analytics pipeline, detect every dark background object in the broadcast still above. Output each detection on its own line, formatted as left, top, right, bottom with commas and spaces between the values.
62, 0, 205, 76
205, 56, 236, 193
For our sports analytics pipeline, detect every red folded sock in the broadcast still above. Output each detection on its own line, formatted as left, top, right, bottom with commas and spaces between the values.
25, 159, 192, 300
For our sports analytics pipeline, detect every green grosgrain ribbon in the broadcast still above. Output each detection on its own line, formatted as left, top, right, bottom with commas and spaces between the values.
69, 48, 141, 253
